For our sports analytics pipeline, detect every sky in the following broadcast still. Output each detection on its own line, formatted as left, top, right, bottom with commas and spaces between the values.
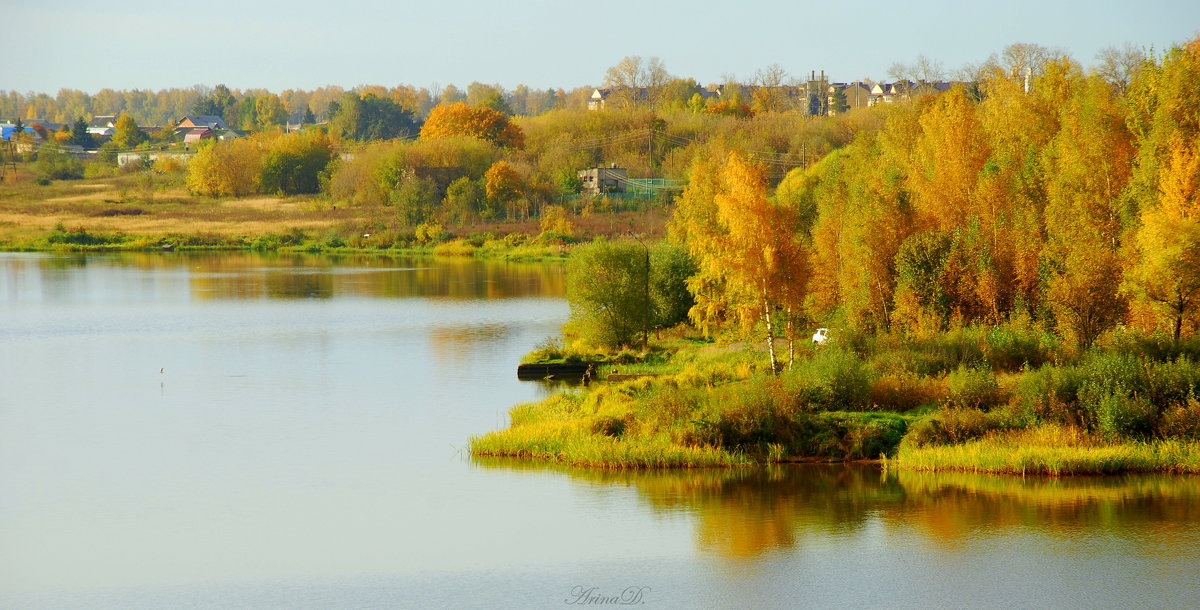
4, 0, 1198, 94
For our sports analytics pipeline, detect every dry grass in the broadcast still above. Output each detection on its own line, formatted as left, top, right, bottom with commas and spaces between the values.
891, 424, 1200, 475
0, 171, 353, 243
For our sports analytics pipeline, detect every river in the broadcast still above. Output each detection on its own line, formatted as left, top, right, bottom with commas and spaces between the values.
2, 252, 1198, 609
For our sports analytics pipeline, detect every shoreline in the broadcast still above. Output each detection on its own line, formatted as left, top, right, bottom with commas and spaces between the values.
473, 334, 1200, 475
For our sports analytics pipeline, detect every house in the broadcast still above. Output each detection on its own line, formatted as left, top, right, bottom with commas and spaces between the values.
87, 115, 119, 136
832, 82, 874, 111
587, 87, 649, 111
23, 119, 63, 135
1, 123, 43, 153
578, 165, 628, 194
182, 128, 214, 144
176, 115, 229, 131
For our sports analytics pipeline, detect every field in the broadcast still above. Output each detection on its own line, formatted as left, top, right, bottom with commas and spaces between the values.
0, 166, 670, 252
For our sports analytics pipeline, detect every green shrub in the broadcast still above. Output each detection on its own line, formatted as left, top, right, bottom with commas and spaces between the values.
788, 347, 874, 411
944, 365, 1003, 410
984, 325, 1053, 372
1157, 398, 1200, 439
901, 407, 1006, 449
1089, 391, 1155, 438
35, 145, 84, 180
868, 371, 945, 412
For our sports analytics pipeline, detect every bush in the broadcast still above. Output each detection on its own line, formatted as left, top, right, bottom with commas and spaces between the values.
782, 347, 874, 411
35, 145, 84, 180
984, 324, 1053, 371
944, 365, 1003, 410
260, 131, 333, 195
1089, 391, 1155, 438
1158, 398, 1200, 439
901, 407, 1007, 449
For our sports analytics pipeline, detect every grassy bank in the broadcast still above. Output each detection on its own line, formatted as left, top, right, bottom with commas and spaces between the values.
0, 169, 666, 260
889, 425, 1200, 475
473, 326, 1200, 472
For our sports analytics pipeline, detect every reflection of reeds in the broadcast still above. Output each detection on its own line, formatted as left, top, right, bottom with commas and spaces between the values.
475, 457, 1200, 558
892, 424, 1200, 475
893, 468, 1200, 504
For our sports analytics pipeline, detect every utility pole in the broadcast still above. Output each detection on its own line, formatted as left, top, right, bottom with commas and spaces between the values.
647, 127, 653, 168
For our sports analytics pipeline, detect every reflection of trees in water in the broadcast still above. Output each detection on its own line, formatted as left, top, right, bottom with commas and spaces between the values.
889, 471, 1200, 553
428, 323, 509, 364
29, 252, 565, 300
472, 458, 1200, 560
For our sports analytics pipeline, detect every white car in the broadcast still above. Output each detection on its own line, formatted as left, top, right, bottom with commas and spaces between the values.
812, 328, 830, 344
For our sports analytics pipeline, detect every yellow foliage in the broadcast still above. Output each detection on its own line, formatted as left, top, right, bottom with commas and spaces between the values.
539, 205, 575, 236
186, 137, 265, 197
420, 102, 524, 148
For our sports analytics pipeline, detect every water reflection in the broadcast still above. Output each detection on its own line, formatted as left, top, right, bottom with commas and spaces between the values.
429, 323, 510, 364
889, 470, 1200, 552
473, 459, 1200, 560
0, 251, 566, 302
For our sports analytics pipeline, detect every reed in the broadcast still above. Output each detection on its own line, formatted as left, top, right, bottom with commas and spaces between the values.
891, 425, 1200, 475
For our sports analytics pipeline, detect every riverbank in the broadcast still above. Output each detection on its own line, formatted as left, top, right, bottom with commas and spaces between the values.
0, 170, 667, 260
472, 327, 1200, 473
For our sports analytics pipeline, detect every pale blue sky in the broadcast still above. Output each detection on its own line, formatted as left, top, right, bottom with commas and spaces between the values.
5, 0, 1198, 93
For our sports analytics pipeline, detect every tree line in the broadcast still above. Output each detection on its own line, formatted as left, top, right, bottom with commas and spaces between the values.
662, 37, 1200, 356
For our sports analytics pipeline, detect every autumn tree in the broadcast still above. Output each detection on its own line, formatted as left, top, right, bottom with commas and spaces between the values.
1126, 135, 1200, 343
673, 152, 809, 370
420, 102, 524, 149
1042, 67, 1134, 348
186, 137, 264, 197
329, 92, 418, 141
260, 131, 333, 195
111, 114, 146, 149
254, 93, 288, 130
669, 152, 733, 336
1122, 37, 1200, 342
483, 160, 525, 220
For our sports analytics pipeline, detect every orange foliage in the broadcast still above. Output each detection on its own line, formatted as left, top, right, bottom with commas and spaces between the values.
420, 102, 524, 149
703, 100, 753, 118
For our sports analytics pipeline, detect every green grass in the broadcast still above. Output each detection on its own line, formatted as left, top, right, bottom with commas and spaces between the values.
469, 360, 917, 468
482, 324, 1200, 471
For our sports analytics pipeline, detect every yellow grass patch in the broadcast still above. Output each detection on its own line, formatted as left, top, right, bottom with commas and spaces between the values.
222, 197, 296, 211
45, 191, 121, 203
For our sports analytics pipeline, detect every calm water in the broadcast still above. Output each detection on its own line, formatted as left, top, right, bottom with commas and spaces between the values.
2, 252, 1199, 609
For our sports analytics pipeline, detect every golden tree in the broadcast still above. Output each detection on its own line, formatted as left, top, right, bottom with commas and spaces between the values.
699, 153, 810, 371
1042, 71, 1134, 348
420, 102, 524, 148
1126, 135, 1200, 342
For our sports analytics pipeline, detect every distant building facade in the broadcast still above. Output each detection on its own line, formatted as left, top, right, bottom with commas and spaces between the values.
578, 166, 628, 194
